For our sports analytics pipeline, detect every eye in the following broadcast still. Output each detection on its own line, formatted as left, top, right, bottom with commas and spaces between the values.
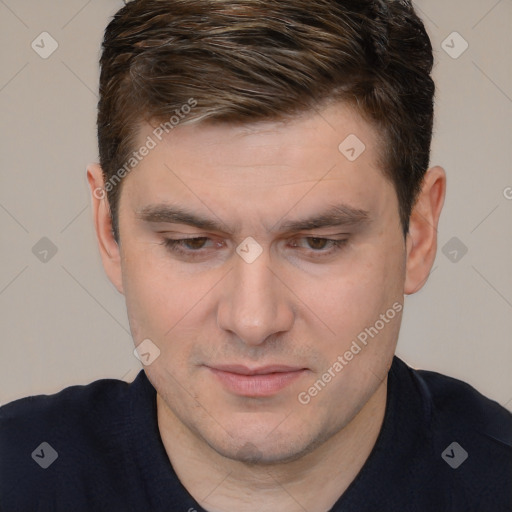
305, 237, 331, 250
162, 237, 220, 259
160, 235, 348, 262
172, 237, 209, 250
289, 237, 348, 257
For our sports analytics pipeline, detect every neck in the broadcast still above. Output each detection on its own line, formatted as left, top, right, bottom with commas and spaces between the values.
157, 378, 387, 512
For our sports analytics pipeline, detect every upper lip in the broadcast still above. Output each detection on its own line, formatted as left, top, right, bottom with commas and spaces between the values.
208, 364, 306, 376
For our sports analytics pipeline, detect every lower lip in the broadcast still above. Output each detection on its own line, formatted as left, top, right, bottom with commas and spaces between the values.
208, 368, 307, 397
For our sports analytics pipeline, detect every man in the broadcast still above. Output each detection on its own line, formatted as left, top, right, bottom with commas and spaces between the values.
1, 0, 510, 511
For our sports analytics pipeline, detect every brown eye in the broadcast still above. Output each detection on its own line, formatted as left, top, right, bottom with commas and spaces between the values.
306, 238, 329, 250
287, 237, 348, 259
183, 237, 208, 250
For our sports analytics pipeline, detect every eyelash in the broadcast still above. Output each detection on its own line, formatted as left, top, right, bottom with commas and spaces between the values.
161, 236, 348, 260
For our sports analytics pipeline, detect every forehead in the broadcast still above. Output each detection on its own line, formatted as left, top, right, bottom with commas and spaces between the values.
119, 102, 394, 226
133, 102, 384, 183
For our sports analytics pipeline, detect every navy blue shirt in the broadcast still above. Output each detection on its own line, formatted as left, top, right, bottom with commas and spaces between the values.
1, 357, 511, 511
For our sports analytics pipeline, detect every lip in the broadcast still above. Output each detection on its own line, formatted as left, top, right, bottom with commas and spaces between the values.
207, 365, 308, 397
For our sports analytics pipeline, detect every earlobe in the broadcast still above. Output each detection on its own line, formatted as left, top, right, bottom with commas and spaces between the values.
86, 163, 125, 295
404, 166, 446, 295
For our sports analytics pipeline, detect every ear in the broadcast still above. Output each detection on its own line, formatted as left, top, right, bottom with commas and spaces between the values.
404, 166, 446, 294
87, 163, 124, 295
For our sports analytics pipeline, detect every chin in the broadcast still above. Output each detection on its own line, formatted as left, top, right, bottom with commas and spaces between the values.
202, 421, 328, 466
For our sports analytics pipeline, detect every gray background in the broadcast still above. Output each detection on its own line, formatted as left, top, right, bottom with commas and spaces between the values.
1, 0, 511, 410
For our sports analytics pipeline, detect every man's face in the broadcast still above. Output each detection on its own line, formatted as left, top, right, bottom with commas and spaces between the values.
116, 103, 406, 463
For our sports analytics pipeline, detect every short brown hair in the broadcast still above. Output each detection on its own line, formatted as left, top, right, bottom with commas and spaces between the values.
97, 0, 435, 240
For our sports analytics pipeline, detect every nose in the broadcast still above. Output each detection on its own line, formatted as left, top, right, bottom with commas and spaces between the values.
216, 247, 294, 346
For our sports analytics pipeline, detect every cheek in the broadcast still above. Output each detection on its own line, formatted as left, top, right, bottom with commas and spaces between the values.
298, 246, 404, 416
121, 242, 187, 341
120, 241, 221, 360
310, 242, 404, 339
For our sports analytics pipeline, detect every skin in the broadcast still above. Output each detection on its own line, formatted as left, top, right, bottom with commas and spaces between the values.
88, 102, 445, 512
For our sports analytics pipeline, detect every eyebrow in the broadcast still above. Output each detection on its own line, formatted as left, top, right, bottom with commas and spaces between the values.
136, 204, 223, 231
135, 203, 370, 234
278, 204, 370, 232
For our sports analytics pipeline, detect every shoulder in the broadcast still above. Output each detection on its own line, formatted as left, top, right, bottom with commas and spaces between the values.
0, 376, 132, 441
412, 364, 512, 447
0, 374, 145, 511
402, 360, 512, 511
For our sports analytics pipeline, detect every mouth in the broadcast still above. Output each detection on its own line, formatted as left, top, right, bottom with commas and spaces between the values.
206, 364, 309, 397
